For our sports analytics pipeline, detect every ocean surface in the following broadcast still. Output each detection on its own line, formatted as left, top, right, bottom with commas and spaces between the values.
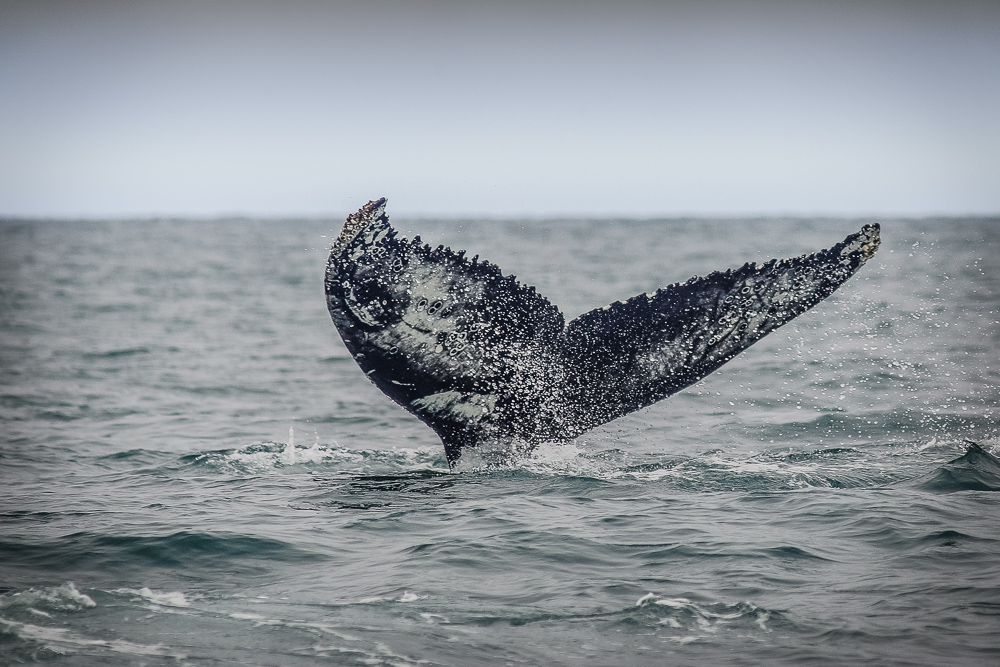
1, 216, 998, 666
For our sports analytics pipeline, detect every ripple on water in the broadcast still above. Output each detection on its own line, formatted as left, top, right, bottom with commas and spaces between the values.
0, 531, 325, 580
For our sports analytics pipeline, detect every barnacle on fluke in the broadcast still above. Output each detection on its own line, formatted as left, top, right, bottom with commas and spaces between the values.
325, 198, 880, 467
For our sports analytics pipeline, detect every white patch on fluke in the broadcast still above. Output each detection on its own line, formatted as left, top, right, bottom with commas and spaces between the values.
410, 391, 496, 424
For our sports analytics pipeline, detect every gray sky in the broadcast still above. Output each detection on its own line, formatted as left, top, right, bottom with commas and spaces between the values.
1, 0, 998, 217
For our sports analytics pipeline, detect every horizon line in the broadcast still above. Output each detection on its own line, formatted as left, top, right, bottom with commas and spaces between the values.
3, 209, 999, 222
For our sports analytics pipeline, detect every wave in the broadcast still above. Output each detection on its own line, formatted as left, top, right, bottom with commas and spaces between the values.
0, 531, 324, 576
0, 582, 95, 614
301, 442, 894, 514
112, 587, 191, 608
914, 441, 1000, 492
94, 432, 996, 502
0, 581, 775, 664
469, 441, 910, 491
630, 593, 778, 638
0, 619, 183, 664
80, 346, 151, 359
448, 591, 781, 642
178, 440, 448, 475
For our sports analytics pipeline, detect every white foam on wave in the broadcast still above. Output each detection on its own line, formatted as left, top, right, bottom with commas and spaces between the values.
918, 437, 939, 451
0, 619, 185, 660
198, 438, 446, 475
496, 441, 594, 475
523, 441, 587, 466
229, 612, 266, 621
224, 612, 363, 643
202, 431, 941, 488
503, 438, 904, 490
225, 442, 350, 471
643, 449, 884, 489
420, 612, 448, 624
115, 587, 191, 608
455, 440, 623, 476
481, 440, 683, 481
913, 436, 998, 456
635, 592, 771, 641
0, 582, 96, 613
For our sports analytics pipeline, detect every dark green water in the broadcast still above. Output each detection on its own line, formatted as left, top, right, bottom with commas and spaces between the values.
1, 218, 998, 665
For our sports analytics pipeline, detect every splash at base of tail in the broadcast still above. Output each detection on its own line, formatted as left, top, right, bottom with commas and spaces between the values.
325, 199, 880, 467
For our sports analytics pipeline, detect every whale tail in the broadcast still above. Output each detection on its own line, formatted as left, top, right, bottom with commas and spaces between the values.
325, 200, 880, 466
558, 224, 880, 435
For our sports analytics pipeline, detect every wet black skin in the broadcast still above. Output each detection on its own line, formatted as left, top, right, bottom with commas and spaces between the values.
326, 199, 881, 467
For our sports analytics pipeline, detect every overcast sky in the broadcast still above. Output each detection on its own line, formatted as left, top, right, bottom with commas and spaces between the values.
1, 0, 998, 217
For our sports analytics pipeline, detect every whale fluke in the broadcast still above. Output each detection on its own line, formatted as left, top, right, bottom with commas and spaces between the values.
325, 199, 880, 466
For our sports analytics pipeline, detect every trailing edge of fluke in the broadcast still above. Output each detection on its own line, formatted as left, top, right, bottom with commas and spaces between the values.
325, 198, 880, 467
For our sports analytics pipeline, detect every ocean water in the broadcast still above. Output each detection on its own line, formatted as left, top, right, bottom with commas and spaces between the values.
1, 216, 998, 666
